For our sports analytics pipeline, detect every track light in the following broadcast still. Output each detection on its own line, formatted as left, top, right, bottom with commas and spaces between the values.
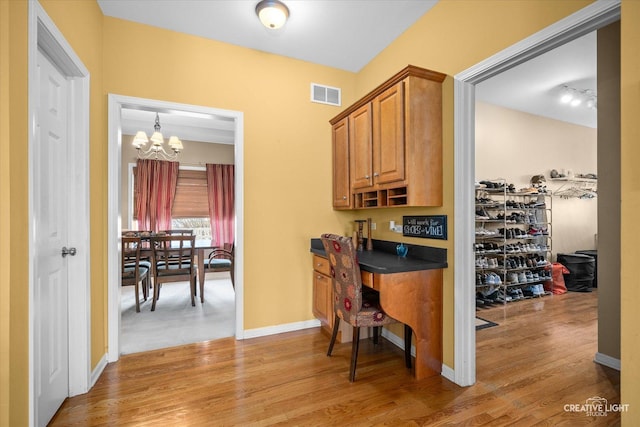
558, 85, 596, 110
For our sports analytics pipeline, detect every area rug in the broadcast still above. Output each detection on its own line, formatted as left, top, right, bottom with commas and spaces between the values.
476, 316, 498, 331
120, 272, 235, 354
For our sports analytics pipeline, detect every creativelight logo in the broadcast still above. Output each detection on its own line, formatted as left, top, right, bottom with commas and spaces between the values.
564, 396, 629, 417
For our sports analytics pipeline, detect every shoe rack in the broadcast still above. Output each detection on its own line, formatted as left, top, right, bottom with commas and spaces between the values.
475, 179, 553, 306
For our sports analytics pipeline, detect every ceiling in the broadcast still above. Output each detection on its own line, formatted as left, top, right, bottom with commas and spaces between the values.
477, 31, 597, 129
102, 0, 597, 144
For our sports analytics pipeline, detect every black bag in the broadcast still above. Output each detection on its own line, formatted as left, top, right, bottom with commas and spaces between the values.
557, 253, 595, 292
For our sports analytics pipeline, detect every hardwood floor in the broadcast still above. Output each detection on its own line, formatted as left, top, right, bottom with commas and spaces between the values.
50, 290, 620, 426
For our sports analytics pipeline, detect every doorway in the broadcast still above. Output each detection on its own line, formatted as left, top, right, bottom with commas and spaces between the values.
28, 2, 91, 425
452, 0, 620, 387
107, 95, 245, 362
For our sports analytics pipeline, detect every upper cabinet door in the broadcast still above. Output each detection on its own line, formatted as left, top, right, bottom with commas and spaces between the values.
372, 81, 405, 185
349, 103, 373, 190
332, 117, 351, 208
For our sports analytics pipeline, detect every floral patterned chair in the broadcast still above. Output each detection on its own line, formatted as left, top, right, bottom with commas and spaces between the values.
320, 233, 412, 382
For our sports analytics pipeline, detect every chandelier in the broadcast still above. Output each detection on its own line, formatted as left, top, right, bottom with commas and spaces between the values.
132, 112, 183, 161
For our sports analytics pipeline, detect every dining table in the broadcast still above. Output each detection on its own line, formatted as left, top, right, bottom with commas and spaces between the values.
124, 231, 218, 297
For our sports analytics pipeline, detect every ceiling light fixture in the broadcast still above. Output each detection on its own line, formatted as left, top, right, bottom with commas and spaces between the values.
132, 112, 183, 161
255, 0, 289, 29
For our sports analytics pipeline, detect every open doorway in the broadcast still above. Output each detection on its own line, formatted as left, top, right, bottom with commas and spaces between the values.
452, 0, 620, 387
474, 30, 598, 312
107, 95, 245, 361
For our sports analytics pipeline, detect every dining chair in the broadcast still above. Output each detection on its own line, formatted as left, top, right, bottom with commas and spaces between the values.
320, 233, 412, 382
121, 236, 150, 312
150, 234, 197, 311
202, 243, 234, 302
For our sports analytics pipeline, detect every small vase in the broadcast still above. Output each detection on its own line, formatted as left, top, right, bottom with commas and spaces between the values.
396, 243, 408, 257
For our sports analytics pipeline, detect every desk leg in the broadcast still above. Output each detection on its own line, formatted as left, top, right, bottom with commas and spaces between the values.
377, 269, 443, 380
198, 248, 205, 303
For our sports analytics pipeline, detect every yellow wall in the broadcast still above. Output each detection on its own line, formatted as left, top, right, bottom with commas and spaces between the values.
2, 2, 29, 425
6, 0, 640, 424
621, 0, 640, 422
102, 17, 357, 328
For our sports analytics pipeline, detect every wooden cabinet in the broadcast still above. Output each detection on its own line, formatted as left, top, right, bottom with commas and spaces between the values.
349, 103, 373, 190
330, 65, 445, 209
312, 254, 333, 330
311, 253, 364, 343
331, 117, 351, 208
372, 82, 405, 186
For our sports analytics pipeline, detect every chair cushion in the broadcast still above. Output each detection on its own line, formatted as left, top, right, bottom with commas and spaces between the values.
122, 264, 148, 281
343, 296, 396, 328
138, 260, 152, 271
204, 258, 232, 268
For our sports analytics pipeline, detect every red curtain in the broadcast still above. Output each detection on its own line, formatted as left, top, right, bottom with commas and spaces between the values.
135, 159, 179, 232
206, 164, 235, 246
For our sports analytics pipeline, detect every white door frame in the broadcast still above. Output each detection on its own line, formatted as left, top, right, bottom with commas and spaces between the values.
107, 95, 245, 362
452, 0, 620, 386
28, 0, 91, 423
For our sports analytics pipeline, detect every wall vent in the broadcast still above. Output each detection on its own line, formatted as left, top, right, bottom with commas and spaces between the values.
311, 83, 341, 106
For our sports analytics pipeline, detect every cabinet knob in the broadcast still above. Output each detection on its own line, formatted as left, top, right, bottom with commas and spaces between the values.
365, 175, 370, 179
373, 172, 379, 177
342, 196, 347, 200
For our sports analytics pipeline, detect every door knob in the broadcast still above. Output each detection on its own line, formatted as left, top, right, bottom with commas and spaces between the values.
61, 247, 77, 258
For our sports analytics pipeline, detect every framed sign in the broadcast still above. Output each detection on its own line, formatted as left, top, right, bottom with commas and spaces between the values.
402, 215, 448, 240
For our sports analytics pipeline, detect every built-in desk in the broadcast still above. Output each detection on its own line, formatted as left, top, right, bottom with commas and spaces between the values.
310, 238, 447, 380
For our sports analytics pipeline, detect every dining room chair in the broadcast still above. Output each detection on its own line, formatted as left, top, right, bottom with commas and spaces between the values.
150, 234, 197, 311
202, 243, 234, 302
320, 233, 412, 382
121, 236, 150, 312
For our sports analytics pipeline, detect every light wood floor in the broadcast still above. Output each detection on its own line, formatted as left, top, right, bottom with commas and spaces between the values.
51, 290, 620, 426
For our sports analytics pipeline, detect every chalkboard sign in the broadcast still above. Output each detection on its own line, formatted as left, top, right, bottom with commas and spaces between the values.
402, 215, 448, 240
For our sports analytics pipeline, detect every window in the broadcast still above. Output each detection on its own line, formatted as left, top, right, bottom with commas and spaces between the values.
131, 166, 212, 239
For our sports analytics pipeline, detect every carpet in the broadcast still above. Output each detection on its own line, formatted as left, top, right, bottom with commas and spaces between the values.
475, 316, 498, 331
121, 272, 235, 354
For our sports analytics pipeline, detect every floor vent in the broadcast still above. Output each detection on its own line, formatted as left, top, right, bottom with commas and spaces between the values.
311, 83, 341, 106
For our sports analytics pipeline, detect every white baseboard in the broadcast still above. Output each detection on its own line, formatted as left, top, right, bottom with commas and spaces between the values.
242, 319, 321, 339
441, 364, 455, 382
594, 352, 621, 371
90, 353, 108, 389
381, 328, 452, 379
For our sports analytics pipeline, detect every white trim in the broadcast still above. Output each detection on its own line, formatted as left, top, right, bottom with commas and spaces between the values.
441, 364, 455, 383
107, 95, 245, 360
243, 319, 321, 339
90, 354, 109, 388
452, 0, 620, 387
453, 79, 476, 387
29, 1, 91, 424
594, 352, 621, 371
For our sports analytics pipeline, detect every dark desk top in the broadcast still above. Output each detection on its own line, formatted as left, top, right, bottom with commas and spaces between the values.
310, 238, 447, 274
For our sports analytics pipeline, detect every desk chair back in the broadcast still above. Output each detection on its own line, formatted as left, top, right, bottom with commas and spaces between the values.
320, 233, 411, 381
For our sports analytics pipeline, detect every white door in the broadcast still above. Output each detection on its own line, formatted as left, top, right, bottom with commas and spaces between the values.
34, 49, 70, 427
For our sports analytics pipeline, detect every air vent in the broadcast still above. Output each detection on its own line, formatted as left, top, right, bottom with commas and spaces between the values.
311, 83, 341, 106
